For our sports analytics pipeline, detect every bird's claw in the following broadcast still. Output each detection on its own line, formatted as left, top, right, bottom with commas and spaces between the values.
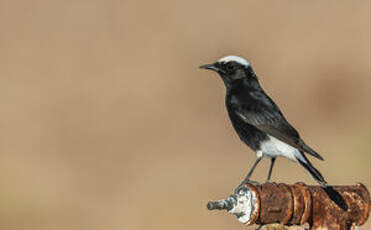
234, 179, 260, 194
264, 180, 278, 185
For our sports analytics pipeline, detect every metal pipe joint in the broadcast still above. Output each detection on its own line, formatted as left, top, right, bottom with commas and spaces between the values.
207, 182, 370, 229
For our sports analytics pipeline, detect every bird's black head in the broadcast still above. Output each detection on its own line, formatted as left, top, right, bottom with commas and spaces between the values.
200, 55, 257, 88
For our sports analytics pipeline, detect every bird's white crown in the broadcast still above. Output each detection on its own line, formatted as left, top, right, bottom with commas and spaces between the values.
218, 55, 250, 67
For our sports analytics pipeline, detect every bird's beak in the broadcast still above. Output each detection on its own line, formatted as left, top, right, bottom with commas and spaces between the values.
199, 63, 219, 72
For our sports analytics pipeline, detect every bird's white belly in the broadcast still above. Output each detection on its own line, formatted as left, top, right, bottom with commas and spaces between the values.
257, 135, 303, 162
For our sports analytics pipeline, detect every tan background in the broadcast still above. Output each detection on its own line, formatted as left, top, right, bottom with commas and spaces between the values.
1, 0, 371, 229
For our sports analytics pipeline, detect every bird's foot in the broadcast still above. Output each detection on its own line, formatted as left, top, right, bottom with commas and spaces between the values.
264, 180, 278, 185
234, 179, 260, 194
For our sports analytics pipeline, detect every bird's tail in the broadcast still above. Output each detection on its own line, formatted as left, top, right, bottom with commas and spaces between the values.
297, 155, 348, 210
297, 153, 327, 186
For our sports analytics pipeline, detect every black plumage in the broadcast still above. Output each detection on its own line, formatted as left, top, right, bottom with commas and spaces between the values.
200, 55, 326, 187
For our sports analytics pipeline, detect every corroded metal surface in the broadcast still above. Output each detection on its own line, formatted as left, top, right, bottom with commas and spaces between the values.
257, 183, 294, 225
207, 182, 370, 229
309, 183, 370, 229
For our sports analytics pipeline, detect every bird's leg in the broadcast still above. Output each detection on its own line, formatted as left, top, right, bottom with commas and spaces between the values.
266, 157, 276, 183
235, 157, 262, 193
245, 156, 262, 180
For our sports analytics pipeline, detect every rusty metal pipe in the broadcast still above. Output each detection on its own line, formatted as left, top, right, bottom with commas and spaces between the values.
207, 183, 370, 229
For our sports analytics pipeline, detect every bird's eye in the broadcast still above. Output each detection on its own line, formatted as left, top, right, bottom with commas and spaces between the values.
226, 63, 235, 72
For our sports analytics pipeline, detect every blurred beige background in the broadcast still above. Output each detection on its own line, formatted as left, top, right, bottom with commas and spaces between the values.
1, 0, 371, 229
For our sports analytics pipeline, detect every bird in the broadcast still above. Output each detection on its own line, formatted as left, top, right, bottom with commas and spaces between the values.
200, 55, 327, 189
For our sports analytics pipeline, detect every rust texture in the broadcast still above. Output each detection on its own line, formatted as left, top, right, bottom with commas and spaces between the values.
250, 182, 370, 229
207, 182, 370, 229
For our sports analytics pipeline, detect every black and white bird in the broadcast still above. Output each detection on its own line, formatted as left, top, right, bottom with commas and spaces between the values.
200, 55, 327, 188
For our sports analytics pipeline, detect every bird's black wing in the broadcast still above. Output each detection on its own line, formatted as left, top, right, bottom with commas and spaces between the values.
232, 91, 324, 161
